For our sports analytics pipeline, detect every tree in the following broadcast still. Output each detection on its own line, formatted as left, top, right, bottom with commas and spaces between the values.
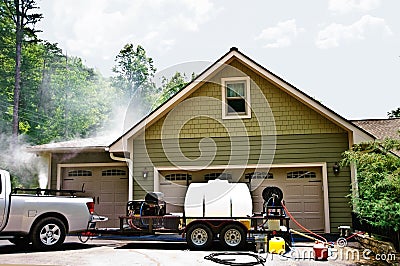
341, 139, 400, 231
112, 44, 156, 101
1, 0, 42, 141
0, 2, 15, 133
36, 54, 118, 143
152, 72, 190, 109
388, 107, 400, 118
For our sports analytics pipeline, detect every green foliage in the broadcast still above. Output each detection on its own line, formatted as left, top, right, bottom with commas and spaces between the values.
388, 107, 400, 118
341, 139, 400, 231
112, 44, 156, 102
1, 0, 196, 186
152, 72, 191, 109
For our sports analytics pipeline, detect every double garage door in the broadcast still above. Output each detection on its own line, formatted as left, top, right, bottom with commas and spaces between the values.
160, 167, 325, 232
62, 166, 128, 228
251, 167, 324, 232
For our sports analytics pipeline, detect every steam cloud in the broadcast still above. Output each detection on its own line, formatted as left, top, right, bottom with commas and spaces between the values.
0, 134, 47, 188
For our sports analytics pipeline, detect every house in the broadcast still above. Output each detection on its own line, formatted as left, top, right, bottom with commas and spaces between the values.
29, 48, 376, 231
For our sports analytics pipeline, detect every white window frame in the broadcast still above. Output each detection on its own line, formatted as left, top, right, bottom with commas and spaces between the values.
221, 76, 251, 119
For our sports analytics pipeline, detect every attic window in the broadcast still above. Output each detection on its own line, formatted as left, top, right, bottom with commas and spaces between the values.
222, 77, 251, 119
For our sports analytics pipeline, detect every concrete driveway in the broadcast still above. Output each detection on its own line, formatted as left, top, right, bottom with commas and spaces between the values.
0, 236, 382, 265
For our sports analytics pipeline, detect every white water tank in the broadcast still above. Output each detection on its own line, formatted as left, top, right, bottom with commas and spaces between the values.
184, 180, 252, 217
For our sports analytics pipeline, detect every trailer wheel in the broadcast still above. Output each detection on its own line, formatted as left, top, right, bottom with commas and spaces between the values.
31, 217, 66, 251
219, 224, 246, 250
186, 224, 213, 250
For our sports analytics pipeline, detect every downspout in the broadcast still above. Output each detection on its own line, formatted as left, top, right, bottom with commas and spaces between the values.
348, 132, 360, 212
107, 149, 133, 201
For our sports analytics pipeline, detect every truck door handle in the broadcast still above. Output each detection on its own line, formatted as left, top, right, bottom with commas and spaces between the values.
97, 197, 99, 204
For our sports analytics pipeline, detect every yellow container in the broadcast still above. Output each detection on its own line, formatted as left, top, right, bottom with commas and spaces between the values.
268, 237, 285, 254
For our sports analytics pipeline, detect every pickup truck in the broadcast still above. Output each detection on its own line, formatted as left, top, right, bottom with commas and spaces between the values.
0, 169, 97, 250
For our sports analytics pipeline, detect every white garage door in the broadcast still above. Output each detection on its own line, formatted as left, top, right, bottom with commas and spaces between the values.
159, 173, 191, 214
62, 166, 128, 228
251, 167, 325, 232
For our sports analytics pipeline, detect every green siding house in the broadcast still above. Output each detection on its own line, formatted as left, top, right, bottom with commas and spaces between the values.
108, 48, 374, 233
30, 48, 374, 232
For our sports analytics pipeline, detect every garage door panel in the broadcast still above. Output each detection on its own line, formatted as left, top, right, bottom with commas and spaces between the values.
303, 185, 321, 197
164, 196, 185, 205
115, 179, 128, 192
100, 193, 114, 203
285, 185, 303, 197
63, 166, 128, 228
115, 193, 128, 202
285, 201, 302, 211
304, 201, 322, 212
160, 179, 188, 214
304, 218, 324, 231
101, 181, 115, 191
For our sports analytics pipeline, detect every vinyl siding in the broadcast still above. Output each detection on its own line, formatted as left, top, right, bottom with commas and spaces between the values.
133, 132, 350, 232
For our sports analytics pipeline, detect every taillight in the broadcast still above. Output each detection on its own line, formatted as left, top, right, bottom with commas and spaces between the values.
86, 202, 94, 214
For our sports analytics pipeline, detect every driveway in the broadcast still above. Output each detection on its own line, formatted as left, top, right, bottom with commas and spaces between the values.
0, 236, 383, 265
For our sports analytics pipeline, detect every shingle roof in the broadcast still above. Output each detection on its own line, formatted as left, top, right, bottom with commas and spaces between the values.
27, 136, 113, 152
352, 118, 400, 140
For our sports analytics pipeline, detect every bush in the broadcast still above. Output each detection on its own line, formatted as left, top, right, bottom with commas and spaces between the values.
341, 139, 400, 231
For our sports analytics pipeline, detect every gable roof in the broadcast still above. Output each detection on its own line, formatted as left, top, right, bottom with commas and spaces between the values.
109, 47, 375, 152
352, 118, 400, 140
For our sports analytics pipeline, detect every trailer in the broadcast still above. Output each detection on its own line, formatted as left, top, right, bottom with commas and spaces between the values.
86, 180, 292, 252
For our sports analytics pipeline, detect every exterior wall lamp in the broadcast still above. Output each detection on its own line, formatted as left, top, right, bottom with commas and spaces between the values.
143, 168, 148, 179
333, 162, 340, 175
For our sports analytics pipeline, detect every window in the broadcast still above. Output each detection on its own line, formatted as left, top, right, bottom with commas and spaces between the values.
102, 169, 127, 176
245, 172, 273, 180
68, 170, 92, 177
222, 77, 251, 119
204, 173, 232, 181
164, 173, 192, 181
287, 171, 316, 179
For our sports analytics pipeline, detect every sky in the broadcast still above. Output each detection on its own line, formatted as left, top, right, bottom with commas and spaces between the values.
36, 0, 400, 120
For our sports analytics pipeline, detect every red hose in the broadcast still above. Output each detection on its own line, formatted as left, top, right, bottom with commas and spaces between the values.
281, 201, 328, 243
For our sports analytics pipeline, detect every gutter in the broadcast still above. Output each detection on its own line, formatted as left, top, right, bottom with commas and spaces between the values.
107, 148, 133, 201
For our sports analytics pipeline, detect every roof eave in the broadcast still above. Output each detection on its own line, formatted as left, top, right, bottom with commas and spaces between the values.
26, 146, 106, 154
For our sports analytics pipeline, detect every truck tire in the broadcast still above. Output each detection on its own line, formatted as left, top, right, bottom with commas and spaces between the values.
186, 224, 213, 250
219, 224, 246, 250
31, 217, 66, 251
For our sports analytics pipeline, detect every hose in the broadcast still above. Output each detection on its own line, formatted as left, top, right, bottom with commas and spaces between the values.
204, 252, 266, 266
281, 201, 328, 243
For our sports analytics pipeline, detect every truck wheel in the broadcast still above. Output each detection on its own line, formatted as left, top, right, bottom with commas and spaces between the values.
31, 217, 66, 251
219, 224, 246, 250
186, 224, 213, 250
9, 237, 31, 247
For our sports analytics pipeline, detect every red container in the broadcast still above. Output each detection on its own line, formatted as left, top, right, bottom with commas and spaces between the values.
313, 243, 328, 261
